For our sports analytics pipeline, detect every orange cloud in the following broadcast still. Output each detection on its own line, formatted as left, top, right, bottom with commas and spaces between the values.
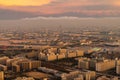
0, 0, 120, 17
0, 0, 52, 6
113, 0, 120, 6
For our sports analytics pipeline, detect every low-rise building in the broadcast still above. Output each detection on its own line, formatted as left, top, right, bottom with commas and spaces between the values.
96, 60, 115, 72
0, 56, 9, 65
61, 70, 96, 80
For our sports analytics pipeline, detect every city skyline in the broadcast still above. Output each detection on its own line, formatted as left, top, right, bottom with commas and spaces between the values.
0, 1, 120, 80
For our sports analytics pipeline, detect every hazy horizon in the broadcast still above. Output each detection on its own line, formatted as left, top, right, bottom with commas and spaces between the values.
0, 0, 120, 32
0, 17, 120, 32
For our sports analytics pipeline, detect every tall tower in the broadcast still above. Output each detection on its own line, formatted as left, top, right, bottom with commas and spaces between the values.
0, 71, 4, 80
59, 25, 63, 33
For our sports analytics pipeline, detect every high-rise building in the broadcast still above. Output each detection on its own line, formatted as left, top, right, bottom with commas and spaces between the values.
0, 71, 4, 80
116, 65, 120, 74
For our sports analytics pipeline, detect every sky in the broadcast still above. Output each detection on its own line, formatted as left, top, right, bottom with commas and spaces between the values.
0, 0, 120, 19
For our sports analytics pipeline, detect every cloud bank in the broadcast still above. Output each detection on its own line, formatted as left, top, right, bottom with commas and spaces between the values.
0, 0, 120, 19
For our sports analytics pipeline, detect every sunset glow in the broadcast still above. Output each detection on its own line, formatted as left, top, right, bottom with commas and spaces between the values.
0, 0, 51, 6
0, 0, 120, 18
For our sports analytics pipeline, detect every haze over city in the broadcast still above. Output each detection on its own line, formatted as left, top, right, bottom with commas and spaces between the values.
0, 0, 120, 32
0, 17, 120, 32
0, 0, 120, 80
